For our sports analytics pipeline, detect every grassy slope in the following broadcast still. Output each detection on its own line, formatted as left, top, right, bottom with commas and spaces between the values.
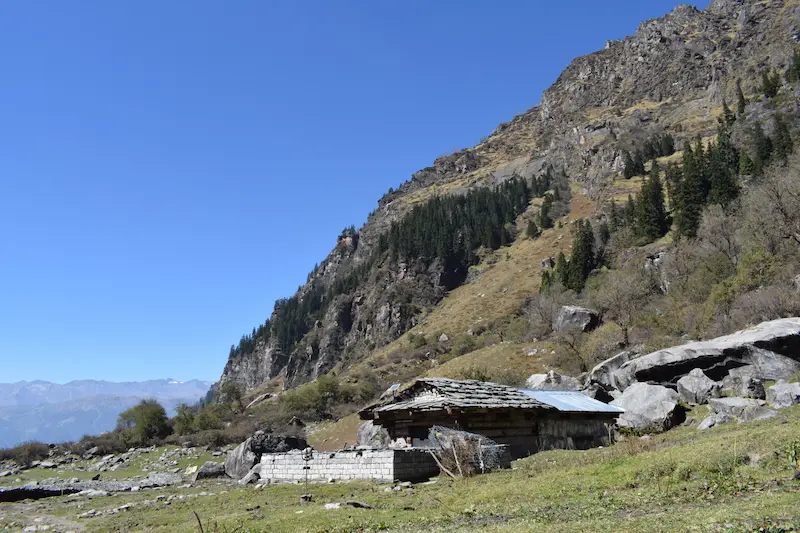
20, 405, 799, 533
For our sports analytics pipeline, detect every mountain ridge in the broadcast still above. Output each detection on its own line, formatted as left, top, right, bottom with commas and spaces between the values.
216, 0, 800, 397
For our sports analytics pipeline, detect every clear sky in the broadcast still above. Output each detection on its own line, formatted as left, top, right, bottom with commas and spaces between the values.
0, 0, 708, 384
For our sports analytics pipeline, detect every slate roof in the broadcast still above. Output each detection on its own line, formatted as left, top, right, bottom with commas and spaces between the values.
360, 378, 623, 419
360, 378, 553, 417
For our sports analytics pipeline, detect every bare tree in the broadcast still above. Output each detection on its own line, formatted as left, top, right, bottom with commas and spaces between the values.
522, 282, 573, 339
593, 268, 655, 346
744, 156, 800, 253
697, 204, 742, 269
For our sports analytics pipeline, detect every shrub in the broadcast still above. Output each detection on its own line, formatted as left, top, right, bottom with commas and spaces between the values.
117, 399, 171, 446
408, 333, 428, 349
0, 441, 51, 467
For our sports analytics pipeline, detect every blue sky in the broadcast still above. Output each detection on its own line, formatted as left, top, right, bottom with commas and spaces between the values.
0, 0, 707, 383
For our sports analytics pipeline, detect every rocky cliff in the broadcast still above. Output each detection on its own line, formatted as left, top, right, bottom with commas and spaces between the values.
218, 0, 800, 394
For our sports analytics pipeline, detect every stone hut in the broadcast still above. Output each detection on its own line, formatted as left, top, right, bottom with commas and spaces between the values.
359, 378, 623, 459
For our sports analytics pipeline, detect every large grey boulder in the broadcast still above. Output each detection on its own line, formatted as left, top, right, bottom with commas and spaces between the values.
721, 366, 766, 399
676, 368, 720, 404
586, 349, 639, 391
553, 306, 600, 333
225, 438, 259, 480
767, 380, 800, 409
707, 397, 777, 423
356, 421, 391, 448
226, 431, 308, 479
611, 318, 800, 391
610, 383, 685, 432
708, 397, 766, 417
191, 461, 226, 482
525, 371, 582, 391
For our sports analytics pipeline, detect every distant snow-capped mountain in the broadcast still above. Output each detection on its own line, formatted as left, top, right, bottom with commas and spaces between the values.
0, 379, 212, 448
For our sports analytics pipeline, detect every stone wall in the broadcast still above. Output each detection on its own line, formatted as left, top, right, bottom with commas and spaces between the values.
258, 449, 440, 483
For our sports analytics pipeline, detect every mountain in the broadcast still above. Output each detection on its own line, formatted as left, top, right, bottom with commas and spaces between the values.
215, 0, 800, 398
0, 379, 212, 448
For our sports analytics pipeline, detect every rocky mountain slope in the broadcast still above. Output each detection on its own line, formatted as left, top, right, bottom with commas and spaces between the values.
218, 0, 800, 395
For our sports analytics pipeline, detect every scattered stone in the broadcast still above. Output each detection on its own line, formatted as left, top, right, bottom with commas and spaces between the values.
324, 503, 341, 510
677, 368, 721, 404
553, 306, 600, 333
36, 462, 57, 469
245, 393, 273, 410
610, 383, 685, 432
698, 413, 732, 430
438, 333, 449, 343
766, 380, 800, 409
586, 349, 639, 391
300, 494, 313, 503
345, 500, 374, 509
78, 489, 110, 498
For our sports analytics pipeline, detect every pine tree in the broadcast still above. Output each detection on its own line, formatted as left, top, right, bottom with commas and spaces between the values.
633, 150, 646, 176
773, 114, 793, 162
598, 220, 611, 247
750, 122, 773, 175
555, 251, 569, 287
540, 270, 553, 293
736, 79, 747, 116
635, 161, 669, 241
539, 194, 554, 229
623, 150, 636, 179
762, 69, 780, 98
738, 150, 755, 175
708, 123, 740, 208
608, 200, 621, 232
624, 194, 637, 227
566, 220, 596, 292
788, 49, 800, 83
722, 97, 735, 126
675, 142, 704, 239
526, 219, 540, 239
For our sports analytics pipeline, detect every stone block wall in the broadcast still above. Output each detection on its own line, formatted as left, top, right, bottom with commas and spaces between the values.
258, 448, 440, 483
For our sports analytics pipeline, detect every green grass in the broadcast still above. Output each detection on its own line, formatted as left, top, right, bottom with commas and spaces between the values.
9, 406, 799, 533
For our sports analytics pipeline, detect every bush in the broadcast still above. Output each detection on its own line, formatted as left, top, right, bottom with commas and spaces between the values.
71, 432, 128, 456
408, 333, 428, 349
0, 441, 51, 467
117, 399, 171, 446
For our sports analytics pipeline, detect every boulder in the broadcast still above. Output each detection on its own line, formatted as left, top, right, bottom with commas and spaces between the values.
525, 371, 582, 391
610, 383, 685, 432
225, 431, 308, 479
580, 383, 616, 403
238, 466, 260, 486
766, 380, 800, 408
553, 306, 600, 333
191, 461, 226, 482
676, 368, 720, 404
708, 397, 766, 418
356, 421, 391, 448
720, 366, 765, 399
225, 438, 259, 480
610, 318, 800, 390
697, 413, 732, 430
586, 349, 639, 391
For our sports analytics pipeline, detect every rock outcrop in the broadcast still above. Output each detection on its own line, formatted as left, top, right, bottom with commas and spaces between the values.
611, 319, 800, 391
217, 0, 800, 395
610, 383, 685, 432
553, 306, 600, 333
